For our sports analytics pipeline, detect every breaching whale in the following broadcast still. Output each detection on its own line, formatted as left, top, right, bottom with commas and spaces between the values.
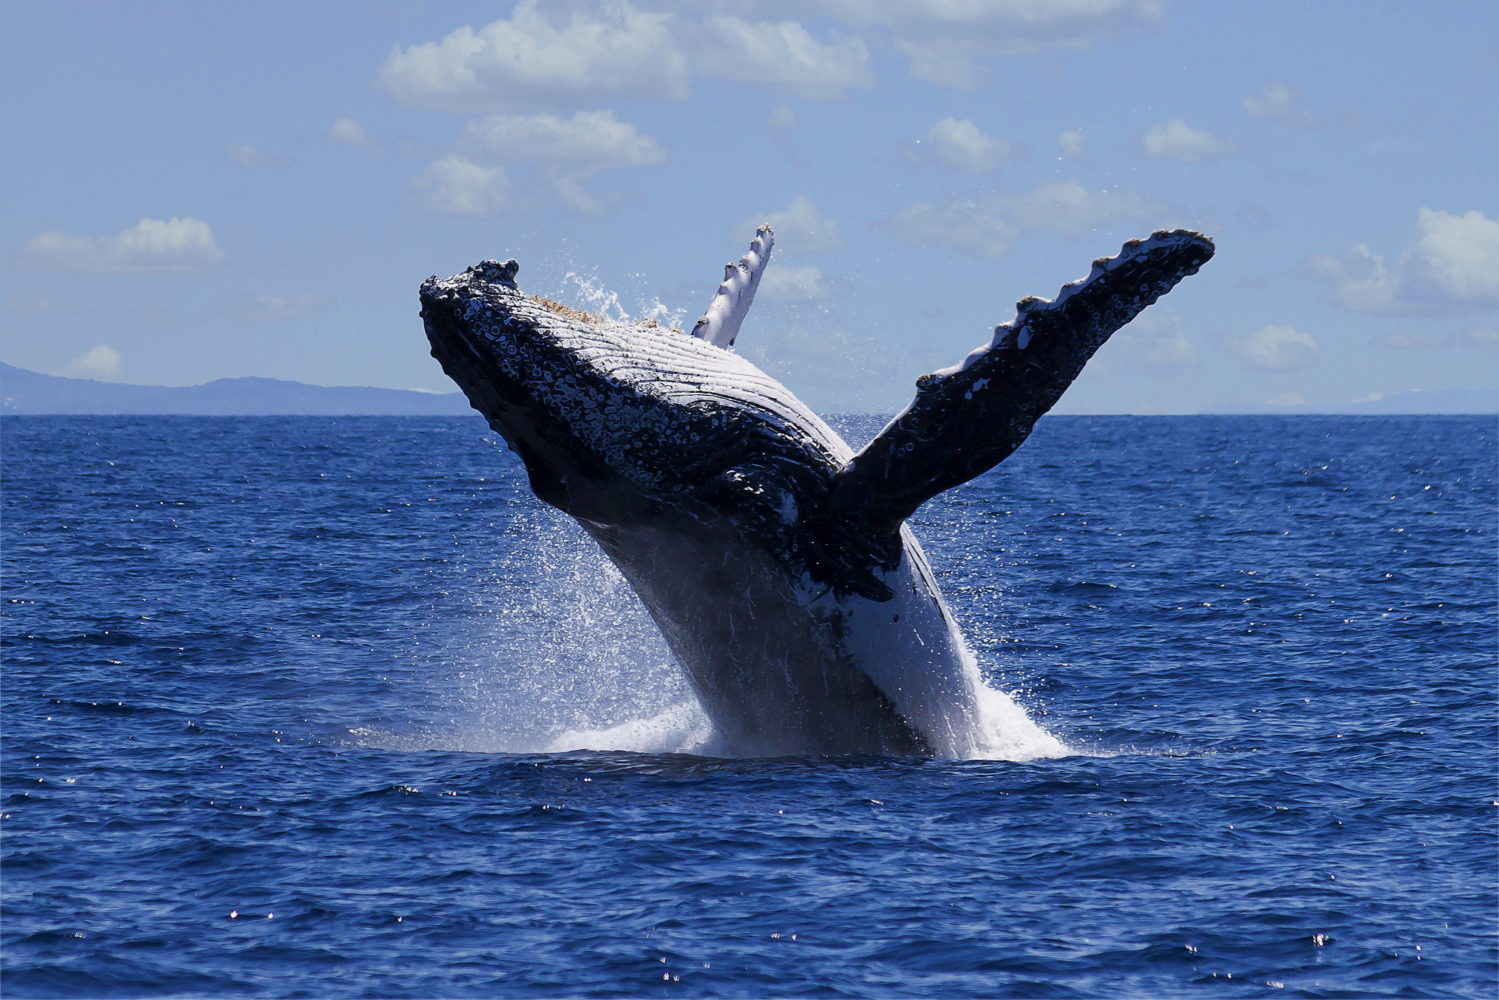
419, 227, 1214, 756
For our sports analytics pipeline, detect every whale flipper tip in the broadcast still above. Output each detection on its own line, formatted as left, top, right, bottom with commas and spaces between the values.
828, 229, 1215, 532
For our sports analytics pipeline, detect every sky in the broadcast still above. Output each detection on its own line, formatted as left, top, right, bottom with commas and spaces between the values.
3, 1, 1496, 414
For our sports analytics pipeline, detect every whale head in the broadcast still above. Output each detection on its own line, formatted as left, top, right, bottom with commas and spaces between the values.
418, 258, 850, 546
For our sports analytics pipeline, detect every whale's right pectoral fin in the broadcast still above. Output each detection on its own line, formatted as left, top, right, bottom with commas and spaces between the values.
692, 225, 774, 349
826, 229, 1214, 565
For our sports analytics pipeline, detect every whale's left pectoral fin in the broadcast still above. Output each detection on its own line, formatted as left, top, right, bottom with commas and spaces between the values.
827, 229, 1215, 562
692, 226, 774, 349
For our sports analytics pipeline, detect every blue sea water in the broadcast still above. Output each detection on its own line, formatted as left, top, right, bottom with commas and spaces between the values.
2, 414, 1495, 998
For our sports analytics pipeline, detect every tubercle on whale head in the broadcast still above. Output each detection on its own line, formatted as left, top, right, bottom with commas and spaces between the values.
419, 257, 640, 521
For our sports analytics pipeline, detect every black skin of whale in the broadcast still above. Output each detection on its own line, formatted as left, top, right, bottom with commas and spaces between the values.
418, 230, 1215, 756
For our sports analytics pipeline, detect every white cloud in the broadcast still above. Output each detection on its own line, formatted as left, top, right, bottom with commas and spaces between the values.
1141, 119, 1233, 161
1268, 391, 1307, 407
1227, 325, 1320, 370
1057, 129, 1086, 157
413, 157, 510, 217
552, 175, 613, 214
884, 181, 1162, 258
379, 0, 689, 112
331, 117, 374, 147
58, 345, 123, 381
1112, 311, 1199, 369
743, 196, 843, 253
804, 0, 1162, 87
919, 117, 1013, 172
1411, 208, 1499, 301
1471, 326, 1499, 347
760, 265, 829, 301
893, 38, 981, 88
1243, 82, 1296, 120
693, 17, 871, 99
1306, 244, 1401, 312
1309, 208, 1499, 313
226, 144, 290, 168
460, 111, 665, 173
768, 106, 798, 131
24, 217, 223, 272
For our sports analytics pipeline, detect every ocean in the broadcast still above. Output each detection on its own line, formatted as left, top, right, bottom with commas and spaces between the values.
2, 414, 1495, 998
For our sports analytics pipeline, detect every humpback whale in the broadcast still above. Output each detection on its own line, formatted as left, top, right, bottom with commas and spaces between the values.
420, 227, 1213, 756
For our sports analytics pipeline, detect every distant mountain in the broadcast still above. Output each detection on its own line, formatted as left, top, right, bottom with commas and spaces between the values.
0, 363, 475, 416
1206, 388, 1499, 416
5, 362, 1495, 417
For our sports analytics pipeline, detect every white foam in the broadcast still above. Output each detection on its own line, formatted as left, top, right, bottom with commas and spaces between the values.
967, 682, 1073, 761
545, 700, 718, 755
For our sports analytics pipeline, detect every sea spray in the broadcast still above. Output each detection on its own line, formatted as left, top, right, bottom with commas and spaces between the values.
429, 498, 700, 754
425, 468, 1069, 760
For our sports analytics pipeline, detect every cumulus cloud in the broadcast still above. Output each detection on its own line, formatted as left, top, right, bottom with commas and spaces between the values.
380, 1, 1157, 107
760, 265, 829, 301
803, 0, 1162, 87
1057, 129, 1086, 157
693, 16, 871, 99
1111, 311, 1199, 369
24, 217, 223, 272
918, 117, 1013, 172
58, 345, 123, 381
768, 106, 798, 131
460, 111, 665, 173
331, 117, 374, 147
413, 157, 510, 217
1141, 119, 1233, 161
1227, 325, 1320, 370
379, 1, 689, 112
1243, 82, 1300, 120
447, 111, 664, 214
884, 181, 1162, 258
1411, 208, 1499, 300
1308, 207, 1499, 313
226, 144, 290, 168
743, 196, 843, 253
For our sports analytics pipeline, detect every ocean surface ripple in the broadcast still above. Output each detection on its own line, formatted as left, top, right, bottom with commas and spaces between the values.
2, 415, 1495, 998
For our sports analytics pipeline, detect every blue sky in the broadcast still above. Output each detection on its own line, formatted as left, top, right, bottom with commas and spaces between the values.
4, 1, 1496, 413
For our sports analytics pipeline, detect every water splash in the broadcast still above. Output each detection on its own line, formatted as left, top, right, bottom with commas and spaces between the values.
405, 499, 1070, 761
554, 270, 688, 332
968, 679, 1073, 761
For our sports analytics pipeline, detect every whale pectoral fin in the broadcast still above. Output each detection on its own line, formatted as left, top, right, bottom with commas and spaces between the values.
827, 229, 1215, 545
691, 225, 774, 349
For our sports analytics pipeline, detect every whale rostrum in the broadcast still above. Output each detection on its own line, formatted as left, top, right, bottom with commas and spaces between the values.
419, 227, 1214, 756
